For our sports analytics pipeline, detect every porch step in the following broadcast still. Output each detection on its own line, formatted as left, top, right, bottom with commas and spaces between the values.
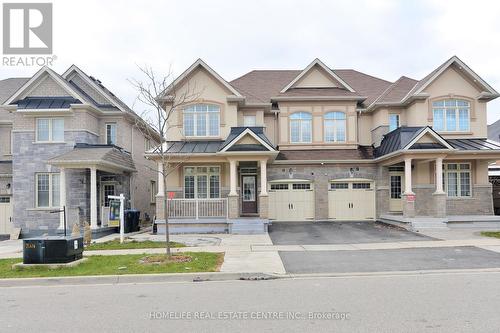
228, 219, 269, 235
378, 215, 449, 231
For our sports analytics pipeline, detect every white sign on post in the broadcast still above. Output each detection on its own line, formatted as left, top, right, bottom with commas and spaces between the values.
108, 193, 125, 243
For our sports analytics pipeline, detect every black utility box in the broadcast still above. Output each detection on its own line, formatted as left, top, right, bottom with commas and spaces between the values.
23, 236, 84, 264
124, 209, 140, 233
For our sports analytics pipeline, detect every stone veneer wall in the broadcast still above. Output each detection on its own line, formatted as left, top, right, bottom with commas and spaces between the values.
446, 185, 493, 215
12, 130, 98, 237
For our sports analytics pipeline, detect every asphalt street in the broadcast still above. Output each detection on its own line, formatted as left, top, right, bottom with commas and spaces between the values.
279, 246, 500, 273
1, 271, 500, 332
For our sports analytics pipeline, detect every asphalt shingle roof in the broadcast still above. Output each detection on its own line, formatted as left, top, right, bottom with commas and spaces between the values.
49, 144, 136, 171
0, 78, 30, 103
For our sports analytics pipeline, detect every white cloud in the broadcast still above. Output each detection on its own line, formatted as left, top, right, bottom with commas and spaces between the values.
1, 0, 499, 122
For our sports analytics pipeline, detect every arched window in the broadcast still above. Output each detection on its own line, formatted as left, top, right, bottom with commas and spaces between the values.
432, 99, 470, 132
183, 104, 220, 137
324, 112, 346, 142
290, 112, 312, 143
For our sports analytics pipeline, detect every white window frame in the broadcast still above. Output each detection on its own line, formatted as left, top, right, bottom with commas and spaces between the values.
443, 163, 472, 198
324, 111, 346, 143
389, 114, 400, 132
183, 104, 220, 137
101, 182, 116, 207
432, 99, 470, 132
35, 173, 60, 208
183, 166, 221, 199
290, 112, 312, 143
150, 180, 157, 203
106, 123, 117, 145
243, 115, 257, 127
36, 118, 64, 143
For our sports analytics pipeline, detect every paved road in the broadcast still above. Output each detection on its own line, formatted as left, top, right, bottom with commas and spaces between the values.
1, 272, 500, 332
269, 221, 433, 245
279, 246, 500, 273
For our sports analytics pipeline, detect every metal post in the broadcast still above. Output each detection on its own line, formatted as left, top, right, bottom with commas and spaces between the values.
119, 193, 124, 244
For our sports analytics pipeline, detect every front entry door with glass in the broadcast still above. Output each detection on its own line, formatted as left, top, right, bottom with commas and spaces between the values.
241, 175, 257, 214
389, 172, 404, 212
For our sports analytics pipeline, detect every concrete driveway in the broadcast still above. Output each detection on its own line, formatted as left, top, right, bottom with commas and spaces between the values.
269, 221, 433, 245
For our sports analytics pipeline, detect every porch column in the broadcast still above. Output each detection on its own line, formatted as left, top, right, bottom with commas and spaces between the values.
404, 158, 414, 195
433, 157, 447, 217
228, 159, 239, 219
90, 167, 98, 229
229, 159, 237, 196
434, 157, 445, 194
259, 159, 268, 196
58, 167, 66, 230
157, 161, 165, 196
402, 157, 415, 218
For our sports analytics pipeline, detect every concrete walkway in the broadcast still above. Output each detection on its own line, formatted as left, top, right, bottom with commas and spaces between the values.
2, 229, 500, 275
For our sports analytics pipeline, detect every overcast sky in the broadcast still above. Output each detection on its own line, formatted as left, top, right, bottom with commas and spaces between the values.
2, 0, 500, 123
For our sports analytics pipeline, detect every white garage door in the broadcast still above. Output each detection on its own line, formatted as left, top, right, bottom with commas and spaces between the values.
0, 196, 13, 235
268, 181, 314, 221
328, 179, 375, 221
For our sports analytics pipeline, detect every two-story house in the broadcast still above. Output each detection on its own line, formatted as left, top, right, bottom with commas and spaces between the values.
0, 66, 159, 238
149, 56, 500, 233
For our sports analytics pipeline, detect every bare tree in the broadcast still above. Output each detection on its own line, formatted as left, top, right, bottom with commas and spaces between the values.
130, 65, 201, 257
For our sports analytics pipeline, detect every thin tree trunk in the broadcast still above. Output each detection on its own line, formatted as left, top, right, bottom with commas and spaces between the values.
163, 166, 171, 257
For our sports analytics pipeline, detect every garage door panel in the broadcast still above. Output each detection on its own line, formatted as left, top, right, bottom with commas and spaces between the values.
268, 182, 314, 221
328, 181, 375, 221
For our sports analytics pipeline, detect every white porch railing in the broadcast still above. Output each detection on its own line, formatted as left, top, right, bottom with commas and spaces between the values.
167, 198, 228, 219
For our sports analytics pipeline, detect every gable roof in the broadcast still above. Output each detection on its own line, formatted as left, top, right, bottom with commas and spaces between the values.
374, 126, 453, 158
280, 59, 355, 93
230, 68, 391, 106
159, 58, 243, 100
219, 127, 276, 152
402, 56, 499, 103
5, 66, 87, 105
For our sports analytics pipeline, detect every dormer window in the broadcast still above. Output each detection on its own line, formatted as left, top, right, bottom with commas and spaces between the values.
324, 112, 346, 142
432, 99, 470, 132
183, 104, 220, 137
290, 112, 312, 143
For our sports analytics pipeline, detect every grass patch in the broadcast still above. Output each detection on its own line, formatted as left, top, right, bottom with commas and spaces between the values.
86, 239, 185, 251
480, 231, 500, 239
0, 252, 224, 279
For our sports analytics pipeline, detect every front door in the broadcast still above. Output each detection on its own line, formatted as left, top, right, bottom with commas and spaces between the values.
241, 175, 257, 214
389, 172, 404, 212
0, 196, 13, 234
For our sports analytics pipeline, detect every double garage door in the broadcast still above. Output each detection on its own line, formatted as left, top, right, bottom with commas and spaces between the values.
268, 181, 314, 221
328, 180, 376, 220
268, 179, 376, 222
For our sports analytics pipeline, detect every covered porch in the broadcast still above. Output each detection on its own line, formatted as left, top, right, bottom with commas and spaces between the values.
48, 144, 136, 234
150, 127, 278, 233
374, 127, 500, 228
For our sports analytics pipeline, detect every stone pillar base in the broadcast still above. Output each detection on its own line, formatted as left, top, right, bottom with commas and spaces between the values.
402, 194, 416, 218
432, 192, 447, 218
228, 195, 239, 219
155, 195, 165, 220
259, 194, 269, 219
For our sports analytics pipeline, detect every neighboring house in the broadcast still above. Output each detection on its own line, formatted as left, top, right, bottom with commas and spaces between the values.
0, 66, 159, 238
148, 56, 500, 233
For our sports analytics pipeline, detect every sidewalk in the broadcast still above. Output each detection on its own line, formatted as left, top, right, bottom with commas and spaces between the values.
2, 230, 500, 275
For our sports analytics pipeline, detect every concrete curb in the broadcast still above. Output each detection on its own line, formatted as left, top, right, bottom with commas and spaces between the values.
0, 271, 281, 287
3, 267, 500, 287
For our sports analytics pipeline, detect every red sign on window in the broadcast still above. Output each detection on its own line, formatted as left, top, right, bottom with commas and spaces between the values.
168, 192, 175, 199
